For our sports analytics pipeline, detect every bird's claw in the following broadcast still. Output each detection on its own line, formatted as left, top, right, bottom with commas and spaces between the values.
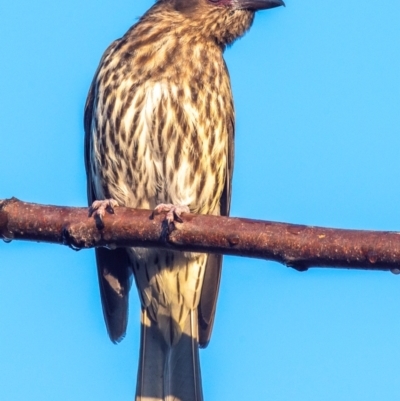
152, 204, 190, 224
89, 199, 119, 228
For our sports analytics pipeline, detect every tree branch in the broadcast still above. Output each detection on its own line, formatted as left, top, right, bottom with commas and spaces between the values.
1, 197, 399, 273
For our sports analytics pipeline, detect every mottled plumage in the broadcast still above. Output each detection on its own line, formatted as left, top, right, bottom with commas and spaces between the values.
84, 0, 284, 400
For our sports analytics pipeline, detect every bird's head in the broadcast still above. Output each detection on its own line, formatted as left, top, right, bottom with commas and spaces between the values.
169, 0, 285, 46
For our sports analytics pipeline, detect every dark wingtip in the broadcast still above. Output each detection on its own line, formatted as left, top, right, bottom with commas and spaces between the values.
109, 330, 126, 344
105, 312, 128, 344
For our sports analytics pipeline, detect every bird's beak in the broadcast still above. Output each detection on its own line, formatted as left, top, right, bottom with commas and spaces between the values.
235, 0, 285, 11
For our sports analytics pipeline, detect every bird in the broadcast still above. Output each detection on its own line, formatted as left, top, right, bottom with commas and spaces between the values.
84, 0, 284, 400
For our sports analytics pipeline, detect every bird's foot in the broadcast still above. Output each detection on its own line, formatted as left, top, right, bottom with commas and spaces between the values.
152, 203, 190, 224
89, 199, 119, 229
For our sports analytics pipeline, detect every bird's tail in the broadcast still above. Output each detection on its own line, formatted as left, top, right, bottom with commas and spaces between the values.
136, 309, 203, 401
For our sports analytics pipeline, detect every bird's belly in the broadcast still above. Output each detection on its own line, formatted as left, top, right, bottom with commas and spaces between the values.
91, 76, 230, 345
94, 82, 228, 215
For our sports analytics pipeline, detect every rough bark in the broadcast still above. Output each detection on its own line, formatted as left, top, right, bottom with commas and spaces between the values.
1, 197, 399, 273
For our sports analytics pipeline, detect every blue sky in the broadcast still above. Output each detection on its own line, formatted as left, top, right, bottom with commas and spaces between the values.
1, 1, 400, 400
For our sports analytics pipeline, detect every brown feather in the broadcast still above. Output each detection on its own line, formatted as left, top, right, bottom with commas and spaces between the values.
85, 83, 133, 343
84, 0, 282, 398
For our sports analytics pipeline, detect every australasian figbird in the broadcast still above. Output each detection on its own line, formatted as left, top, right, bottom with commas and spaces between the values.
84, 0, 284, 400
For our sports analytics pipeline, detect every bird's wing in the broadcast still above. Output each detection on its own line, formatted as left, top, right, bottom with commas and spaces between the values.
198, 99, 234, 348
84, 51, 132, 343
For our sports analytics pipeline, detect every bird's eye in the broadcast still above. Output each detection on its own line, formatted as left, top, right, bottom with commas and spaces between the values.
208, 0, 221, 3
